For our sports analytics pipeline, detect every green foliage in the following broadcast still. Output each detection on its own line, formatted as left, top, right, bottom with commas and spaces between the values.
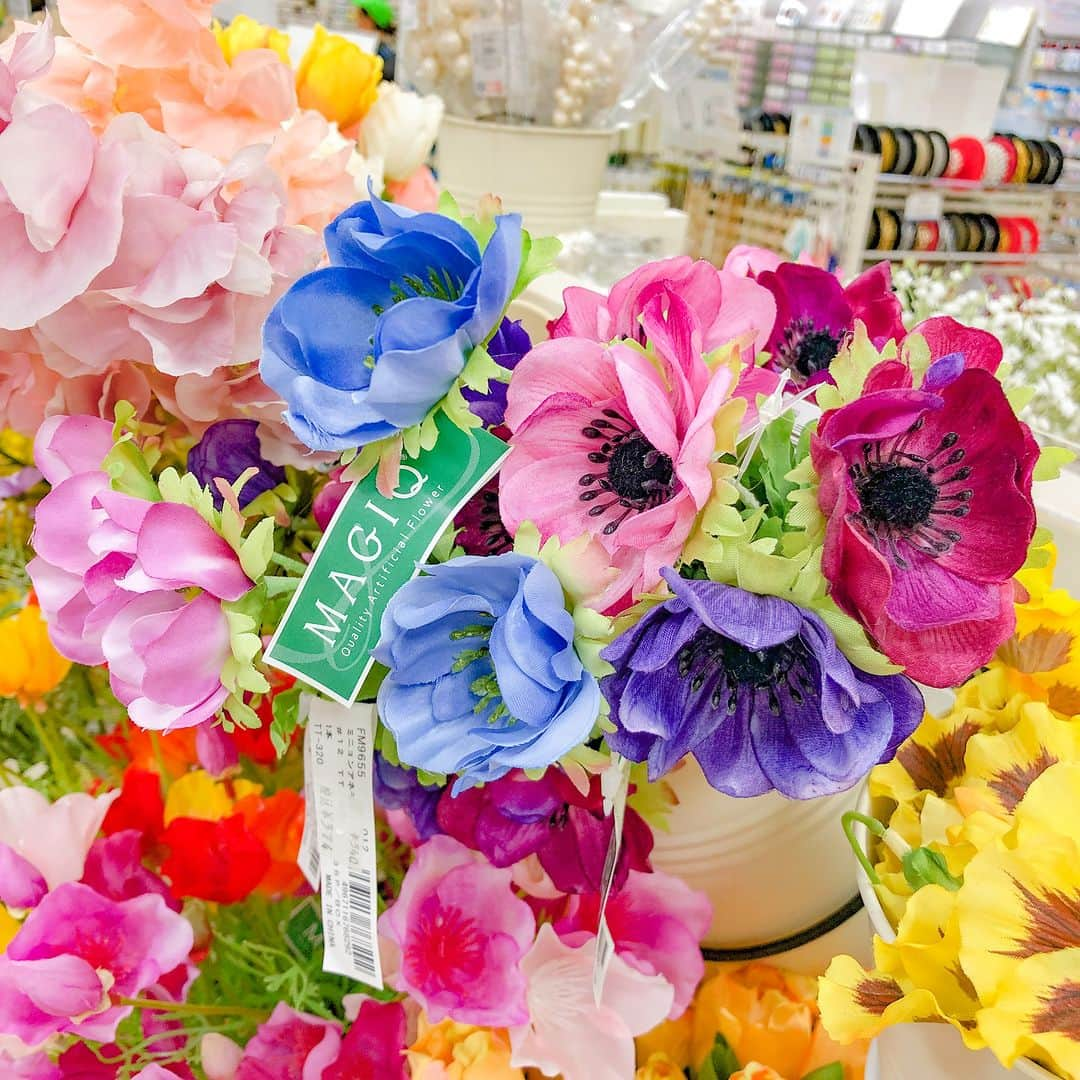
695, 1034, 742, 1079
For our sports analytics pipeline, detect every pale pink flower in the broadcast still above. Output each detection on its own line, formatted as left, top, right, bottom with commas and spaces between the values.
267, 111, 367, 232
379, 836, 536, 1027
0, 16, 54, 125
0, 786, 119, 907
30, 36, 118, 134
33, 114, 321, 379
385, 166, 440, 212
0, 95, 130, 331
0, 881, 193, 1044
508, 924, 674, 1080
56, 0, 217, 70
555, 869, 712, 1019
0, 330, 63, 436
501, 294, 736, 607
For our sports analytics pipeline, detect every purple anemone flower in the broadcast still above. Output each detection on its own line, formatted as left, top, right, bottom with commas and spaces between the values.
187, 419, 285, 509
757, 262, 906, 389
602, 569, 923, 799
373, 753, 443, 841
461, 317, 532, 427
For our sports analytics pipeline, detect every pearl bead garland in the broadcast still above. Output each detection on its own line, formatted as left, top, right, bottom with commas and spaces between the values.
681, 0, 738, 66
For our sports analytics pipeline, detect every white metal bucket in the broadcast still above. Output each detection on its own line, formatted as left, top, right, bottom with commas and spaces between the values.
435, 115, 614, 235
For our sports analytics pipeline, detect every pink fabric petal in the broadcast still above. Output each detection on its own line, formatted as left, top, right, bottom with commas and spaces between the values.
915, 315, 1002, 373
126, 682, 229, 732
820, 389, 941, 450
548, 285, 608, 339
33, 414, 115, 484
0, 786, 120, 892
842, 261, 906, 346
0, 954, 106, 1045
127, 220, 238, 309
0, 105, 95, 253
612, 345, 680, 458
504, 339, 620, 432
886, 547, 1005, 629
2, 16, 55, 90
0, 117, 129, 331
722, 244, 783, 277
30, 471, 110, 574
0, 841, 48, 909
234, 1004, 341, 1080
139, 593, 231, 708
133, 501, 252, 599
705, 270, 777, 355
100, 590, 184, 689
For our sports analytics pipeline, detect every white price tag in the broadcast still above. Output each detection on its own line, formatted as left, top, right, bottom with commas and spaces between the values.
904, 189, 944, 220
298, 723, 320, 890
307, 698, 383, 989
470, 18, 509, 98
592, 756, 631, 1005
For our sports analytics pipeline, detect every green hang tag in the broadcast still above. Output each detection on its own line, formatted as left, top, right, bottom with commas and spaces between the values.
265, 416, 508, 704
281, 896, 325, 962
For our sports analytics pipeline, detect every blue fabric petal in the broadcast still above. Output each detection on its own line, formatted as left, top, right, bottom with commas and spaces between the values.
463, 213, 523, 344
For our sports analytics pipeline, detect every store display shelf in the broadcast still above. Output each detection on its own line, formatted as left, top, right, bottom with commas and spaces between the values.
862, 249, 1037, 263
875, 173, 1068, 192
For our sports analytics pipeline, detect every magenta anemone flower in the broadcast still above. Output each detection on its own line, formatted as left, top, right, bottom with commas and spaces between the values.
813, 350, 1038, 687
378, 835, 535, 1027
501, 294, 735, 608
756, 262, 906, 388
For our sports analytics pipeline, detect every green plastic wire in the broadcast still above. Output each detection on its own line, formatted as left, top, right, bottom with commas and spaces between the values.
841, 810, 885, 886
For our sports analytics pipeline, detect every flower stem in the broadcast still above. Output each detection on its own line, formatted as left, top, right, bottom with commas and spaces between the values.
118, 997, 268, 1020
27, 707, 77, 792
270, 553, 310, 576
841, 810, 884, 886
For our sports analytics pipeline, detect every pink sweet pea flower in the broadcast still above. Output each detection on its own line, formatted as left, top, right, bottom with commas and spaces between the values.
27, 35, 118, 134
0, 16, 54, 126
501, 294, 737, 608
385, 166, 440, 212
28, 414, 254, 729
0, 881, 193, 1044
508, 923, 674, 1080
0, 785, 119, 906
812, 347, 1038, 687
554, 869, 712, 1019
81, 830, 179, 910
0, 1049, 60, 1079
549, 255, 776, 360
325, 999, 408, 1080
379, 835, 536, 1027
200, 1003, 341, 1080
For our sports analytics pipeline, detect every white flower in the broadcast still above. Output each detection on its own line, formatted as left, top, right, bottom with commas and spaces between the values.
357, 83, 443, 182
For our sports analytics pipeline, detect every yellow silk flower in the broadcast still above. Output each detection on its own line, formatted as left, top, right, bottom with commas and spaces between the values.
635, 1053, 685, 1079
212, 14, 291, 65
959, 763, 1080, 1077
407, 1015, 524, 1080
0, 605, 71, 704
995, 544, 1080, 717
639, 964, 866, 1079
163, 770, 262, 825
295, 25, 382, 134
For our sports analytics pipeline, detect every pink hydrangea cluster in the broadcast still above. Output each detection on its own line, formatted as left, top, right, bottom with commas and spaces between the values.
0, 15, 362, 461
27, 415, 254, 730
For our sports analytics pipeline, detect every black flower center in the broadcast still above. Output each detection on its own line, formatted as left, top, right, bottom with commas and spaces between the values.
794, 328, 842, 378
676, 627, 816, 716
476, 488, 514, 554
858, 465, 939, 530
606, 435, 674, 504
578, 410, 677, 535
849, 421, 974, 568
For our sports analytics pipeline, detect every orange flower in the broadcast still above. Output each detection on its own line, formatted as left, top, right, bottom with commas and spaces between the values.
0, 605, 70, 705
98, 723, 200, 779
235, 789, 306, 898
639, 963, 867, 1080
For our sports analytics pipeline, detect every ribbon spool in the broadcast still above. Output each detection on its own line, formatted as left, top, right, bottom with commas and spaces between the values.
893, 127, 915, 175
945, 136, 986, 181
910, 129, 933, 177
1009, 134, 1032, 183
876, 126, 898, 173
927, 130, 950, 177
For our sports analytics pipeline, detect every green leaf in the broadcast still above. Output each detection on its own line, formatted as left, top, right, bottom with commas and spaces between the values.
802, 1064, 845, 1080
696, 1035, 741, 1080
238, 517, 276, 582
902, 846, 962, 892
512, 231, 561, 299
437, 190, 461, 219
1034, 444, 1076, 482
460, 344, 503, 393
102, 440, 161, 502
270, 685, 303, 757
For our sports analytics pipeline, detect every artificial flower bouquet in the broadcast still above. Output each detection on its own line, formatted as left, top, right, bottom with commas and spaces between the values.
819, 549, 1080, 1080
2, 7, 1076, 1069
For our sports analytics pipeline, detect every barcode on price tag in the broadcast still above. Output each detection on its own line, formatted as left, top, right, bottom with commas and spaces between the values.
592, 756, 631, 1005
471, 18, 509, 98
306, 697, 383, 989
